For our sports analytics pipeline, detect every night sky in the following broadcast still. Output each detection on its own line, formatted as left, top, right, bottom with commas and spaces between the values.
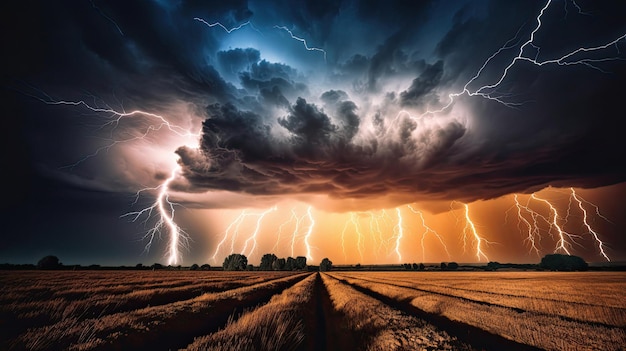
2, 0, 625, 266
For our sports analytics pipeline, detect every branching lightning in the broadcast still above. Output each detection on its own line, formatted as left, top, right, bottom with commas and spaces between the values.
420, 0, 626, 116
194, 17, 253, 34
570, 188, 610, 261
273, 25, 327, 61
304, 206, 315, 262
26, 88, 201, 265
407, 205, 450, 262
462, 203, 490, 261
241, 206, 277, 258
509, 188, 612, 261
122, 165, 191, 266
393, 208, 404, 262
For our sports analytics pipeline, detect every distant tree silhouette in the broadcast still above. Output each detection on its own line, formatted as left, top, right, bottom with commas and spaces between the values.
448, 262, 459, 270
540, 254, 588, 271
151, 263, 164, 270
200, 264, 211, 270
246, 264, 254, 271
285, 257, 296, 271
486, 261, 501, 271
419, 263, 425, 270
259, 254, 278, 271
320, 258, 333, 271
295, 256, 307, 270
223, 254, 248, 271
412, 263, 419, 270
37, 255, 61, 270
273, 258, 286, 271
440, 262, 448, 270
135, 263, 144, 269
190, 263, 199, 271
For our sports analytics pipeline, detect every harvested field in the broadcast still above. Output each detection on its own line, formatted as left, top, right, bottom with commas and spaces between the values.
1, 270, 624, 350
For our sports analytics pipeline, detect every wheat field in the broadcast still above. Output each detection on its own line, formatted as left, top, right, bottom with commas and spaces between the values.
1, 270, 624, 350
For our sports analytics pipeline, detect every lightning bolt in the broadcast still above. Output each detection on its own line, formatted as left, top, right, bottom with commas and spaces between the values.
512, 194, 544, 257
350, 213, 365, 262
242, 206, 277, 258
24, 88, 201, 265
290, 208, 303, 257
122, 165, 190, 266
273, 209, 298, 253
24, 91, 199, 169
393, 208, 404, 262
90, 0, 124, 36
421, 0, 626, 116
570, 188, 610, 261
407, 205, 450, 262
304, 206, 315, 262
462, 203, 490, 261
510, 188, 612, 261
211, 210, 247, 264
194, 18, 253, 34
530, 193, 579, 255
273, 25, 327, 61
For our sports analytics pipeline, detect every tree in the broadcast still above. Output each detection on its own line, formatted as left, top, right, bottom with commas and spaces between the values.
419, 263, 425, 271
190, 263, 199, 271
223, 254, 248, 271
320, 258, 333, 271
412, 263, 419, 270
37, 255, 61, 270
295, 256, 307, 270
259, 253, 278, 271
486, 261, 501, 271
273, 258, 286, 271
447, 262, 459, 270
200, 264, 211, 270
285, 257, 296, 271
540, 254, 588, 271
440, 262, 447, 270
151, 263, 163, 270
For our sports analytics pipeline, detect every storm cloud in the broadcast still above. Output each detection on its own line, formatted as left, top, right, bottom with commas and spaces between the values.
5, 0, 626, 206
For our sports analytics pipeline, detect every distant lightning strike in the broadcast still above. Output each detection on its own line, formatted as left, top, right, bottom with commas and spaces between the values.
570, 188, 610, 261
512, 194, 544, 257
421, 0, 626, 116
351, 213, 365, 262
123, 165, 190, 266
394, 208, 404, 262
273, 25, 327, 61
194, 18, 253, 34
530, 193, 577, 255
462, 204, 490, 261
407, 205, 450, 262
28, 95, 199, 169
273, 209, 297, 253
510, 189, 612, 261
29, 90, 200, 265
304, 206, 315, 261
242, 206, 277, 258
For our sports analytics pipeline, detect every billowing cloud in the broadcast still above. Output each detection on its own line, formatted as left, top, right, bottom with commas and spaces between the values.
6, 0, 626, 207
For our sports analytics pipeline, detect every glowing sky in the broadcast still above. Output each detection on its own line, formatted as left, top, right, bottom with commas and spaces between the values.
2, 0, 625, 266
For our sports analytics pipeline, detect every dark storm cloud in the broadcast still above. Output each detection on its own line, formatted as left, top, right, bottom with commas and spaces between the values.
6, 0, 626, 206
217, 48, 261, 77
173, 0, 626, 203
400, 60, 444, 107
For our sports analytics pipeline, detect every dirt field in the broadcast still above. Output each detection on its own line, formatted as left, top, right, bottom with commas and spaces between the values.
1, 270, 624, 350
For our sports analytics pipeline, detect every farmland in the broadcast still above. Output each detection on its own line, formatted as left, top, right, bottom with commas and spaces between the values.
1, 270, 624, 350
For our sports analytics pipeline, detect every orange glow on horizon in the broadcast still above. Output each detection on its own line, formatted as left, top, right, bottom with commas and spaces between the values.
178, 184, 625, 266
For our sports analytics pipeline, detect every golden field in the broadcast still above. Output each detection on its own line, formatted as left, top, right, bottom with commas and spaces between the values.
1, 270, 624, 350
